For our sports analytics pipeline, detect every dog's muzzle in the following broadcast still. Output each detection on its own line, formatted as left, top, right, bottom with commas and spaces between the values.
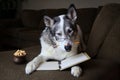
64, 43, 72, 52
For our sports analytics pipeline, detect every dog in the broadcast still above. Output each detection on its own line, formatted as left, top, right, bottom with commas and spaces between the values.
25, 4, 86, 77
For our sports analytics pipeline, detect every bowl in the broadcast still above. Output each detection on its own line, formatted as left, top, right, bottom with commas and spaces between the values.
13, 50, 27, 64
13, 55, 26, 64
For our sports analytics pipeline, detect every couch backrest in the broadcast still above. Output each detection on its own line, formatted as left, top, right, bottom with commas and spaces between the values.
21, 10, 42, 27
87, 3, 120, 63
98, 15, 120, 63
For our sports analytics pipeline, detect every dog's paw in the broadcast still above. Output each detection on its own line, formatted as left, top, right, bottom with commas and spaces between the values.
25, 61, 39, 74
71, 66, 82, 77
25, 55, 44, 74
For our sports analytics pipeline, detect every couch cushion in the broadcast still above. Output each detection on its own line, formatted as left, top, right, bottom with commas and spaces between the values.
98, 16, 120, 63
87, 3, 120, 58
0, 28, 41, 50
80, 59, 120, 80
41, 9, 67, 17
21, 10, 42, 27
76, 8, 98, 43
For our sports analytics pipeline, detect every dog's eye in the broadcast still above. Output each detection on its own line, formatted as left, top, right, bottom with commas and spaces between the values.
68, 29, 72, 33
57, 33, 62, 36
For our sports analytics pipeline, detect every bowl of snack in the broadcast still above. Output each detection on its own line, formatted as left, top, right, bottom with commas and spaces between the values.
13, 49, 27, 64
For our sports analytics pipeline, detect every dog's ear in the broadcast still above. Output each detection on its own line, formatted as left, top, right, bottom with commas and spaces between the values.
44, 16, 54, 27
67, 4, 77, 23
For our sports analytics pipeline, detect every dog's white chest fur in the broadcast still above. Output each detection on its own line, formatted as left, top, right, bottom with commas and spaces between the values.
40, 38, 77, 60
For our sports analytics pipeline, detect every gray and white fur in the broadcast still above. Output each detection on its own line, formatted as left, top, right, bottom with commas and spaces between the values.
25, 4, 86, 77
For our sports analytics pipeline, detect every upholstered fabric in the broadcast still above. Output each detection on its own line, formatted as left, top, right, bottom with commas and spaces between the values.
0, 46, 120, 80
98, 16, 120, 63
21, 10, 42, 27
87, 3, 120, 58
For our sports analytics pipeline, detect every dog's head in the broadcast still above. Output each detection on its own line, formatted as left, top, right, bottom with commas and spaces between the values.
43, 4, 79, 52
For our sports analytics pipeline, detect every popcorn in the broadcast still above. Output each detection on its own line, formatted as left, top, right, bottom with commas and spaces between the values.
14, 50, 26, 57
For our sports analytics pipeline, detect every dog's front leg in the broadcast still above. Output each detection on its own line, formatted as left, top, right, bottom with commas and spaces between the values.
71, 66, 82, 77
25, 55, 46, 74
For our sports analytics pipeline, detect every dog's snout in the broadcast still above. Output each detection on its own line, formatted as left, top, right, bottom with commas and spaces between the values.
64, 44, 72, 52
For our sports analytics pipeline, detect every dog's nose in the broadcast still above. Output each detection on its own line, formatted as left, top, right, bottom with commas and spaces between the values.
64, 44, 72, 52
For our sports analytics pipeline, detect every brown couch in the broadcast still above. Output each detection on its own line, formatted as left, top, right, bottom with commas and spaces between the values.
0, 3, 120, 80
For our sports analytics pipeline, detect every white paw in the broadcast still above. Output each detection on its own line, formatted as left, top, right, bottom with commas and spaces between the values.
25, 55, 44, 74
25, 61, 39, 74
71, 66, 82, 77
